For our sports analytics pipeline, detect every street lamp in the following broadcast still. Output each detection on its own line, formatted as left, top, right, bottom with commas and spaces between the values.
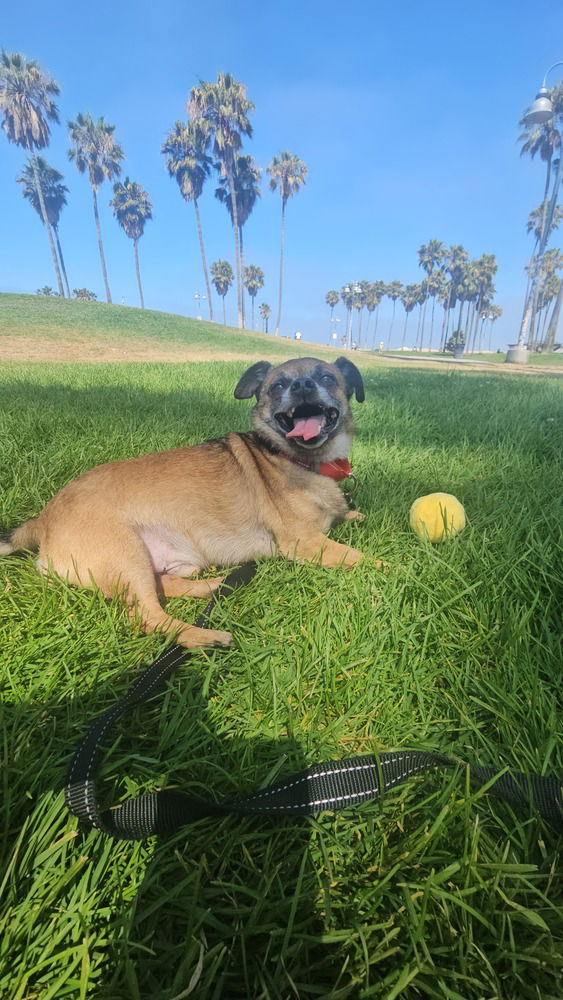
328, 315, 341, 346
194, 292, 206, 320
509, 63, 562, 363
522, 62, 563, 125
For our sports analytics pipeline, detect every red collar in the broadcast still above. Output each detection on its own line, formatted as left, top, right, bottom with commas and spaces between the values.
284, 453, 352, 481
253, 434, 352, 482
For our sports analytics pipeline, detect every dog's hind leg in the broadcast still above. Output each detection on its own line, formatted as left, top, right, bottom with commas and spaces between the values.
40, 518, 232, 650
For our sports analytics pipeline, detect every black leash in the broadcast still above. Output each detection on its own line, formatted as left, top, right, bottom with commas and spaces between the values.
65, 563, 563, 840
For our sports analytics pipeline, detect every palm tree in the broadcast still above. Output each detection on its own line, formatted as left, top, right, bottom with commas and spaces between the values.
325, 290, 339, 320
527, 201, 563, 242
466, 254, 497, 352
418, 239, 446, 277
440, 245, 469, 350
259, 302, 271, 333
243, 264, 264, 329
340, 284, 355, 347
68, 112, 124, 303
423, 270, 446, 351
211, 259, 234, 325
267, 151, 308, 336
417, 240, 446, 349
518, 83, 563, 346
0, 51, 65, 296
109, 178, 152, 309
386, 281, 403, 343
162, 119, 214, 321
400, 285, 418, 349
189, 73, 255, 329
215, 153, 261, 325
17, 155, 71, 297
368, 280, 386, 346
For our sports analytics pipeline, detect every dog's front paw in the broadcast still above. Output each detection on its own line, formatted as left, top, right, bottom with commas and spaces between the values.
344, 510, 365, 522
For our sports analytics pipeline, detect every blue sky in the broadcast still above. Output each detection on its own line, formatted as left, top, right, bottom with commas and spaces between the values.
1, 0, 562, 348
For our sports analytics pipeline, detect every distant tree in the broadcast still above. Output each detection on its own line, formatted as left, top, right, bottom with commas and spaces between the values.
243, 264, 264, 329
189, 73, 255, 328
325, 290, 339, 320
68, 112, 124, 303
400, 284, 418, 349
0, 50, 64, 295
527, 201, 563, 242
162, 119, 214, 321
259, 302, 271, 333
367, 280, 386, 346
110, 177, 152, 309
211, 259, 234, 325
36, 286, 58, 296
216, 153, 261, 325
267, 151, 308, 335
386, 280, 403, 344
340, 284, 355, 347
73, 287, 97, 300
17, 156, 71, 297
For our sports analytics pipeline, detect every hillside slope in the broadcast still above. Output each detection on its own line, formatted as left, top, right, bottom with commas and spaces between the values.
0, 293, 332, 363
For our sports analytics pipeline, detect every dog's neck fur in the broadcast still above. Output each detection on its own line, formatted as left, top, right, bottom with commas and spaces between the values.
251, 432, 352, 481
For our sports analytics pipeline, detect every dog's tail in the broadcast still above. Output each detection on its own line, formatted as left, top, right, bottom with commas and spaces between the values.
0, 518, 41, 556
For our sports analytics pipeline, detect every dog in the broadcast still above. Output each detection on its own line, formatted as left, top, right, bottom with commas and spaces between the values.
0, 356, 366, 648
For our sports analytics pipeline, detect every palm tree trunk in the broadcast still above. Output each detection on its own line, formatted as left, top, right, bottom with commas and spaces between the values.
274, 199, 286, 336
31, 155, 65, 297
133, 238, 145, 309
91, 185, 112, 303
389, 302, 396, 344
544, 279, 563, 351
193, 198, 213, 321
226, 162, 243, 328
222, 295, 227, 326
519, 152, 563, 346
239, 225, 246, 328
251, 295, 255, 330
401, 311, 409, 349
53, 225, 71, 299
428, 297, 436, 351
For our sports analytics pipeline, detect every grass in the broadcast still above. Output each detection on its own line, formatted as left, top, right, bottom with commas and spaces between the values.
384, 348, 563, 368
0, 356, 562, 999
0, 293, 315, 359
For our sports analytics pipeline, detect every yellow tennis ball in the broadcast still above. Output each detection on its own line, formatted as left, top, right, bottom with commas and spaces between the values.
409, 493, 466, 543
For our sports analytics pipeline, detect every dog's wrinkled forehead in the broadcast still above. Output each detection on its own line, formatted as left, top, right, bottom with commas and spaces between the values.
234, 356, 365, 403
263, 358, 343, 392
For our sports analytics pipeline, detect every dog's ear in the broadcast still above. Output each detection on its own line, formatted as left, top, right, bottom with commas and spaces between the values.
234, 361, 273, 399
334, 357, 365, 403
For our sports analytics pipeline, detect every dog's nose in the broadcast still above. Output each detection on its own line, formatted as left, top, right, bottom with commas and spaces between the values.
291, 377, 315, 395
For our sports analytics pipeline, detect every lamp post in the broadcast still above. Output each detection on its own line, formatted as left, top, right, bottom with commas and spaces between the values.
328, 316, 341, 346
194, 292, 206, 320
510, 63, 563, 363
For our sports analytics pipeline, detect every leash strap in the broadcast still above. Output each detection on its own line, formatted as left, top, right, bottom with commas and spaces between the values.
65, 563, 563, 840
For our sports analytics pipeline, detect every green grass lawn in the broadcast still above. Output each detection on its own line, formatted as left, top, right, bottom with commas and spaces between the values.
0, 293, 313, 358
384, 348, 563, 367
1, 357, 562, 999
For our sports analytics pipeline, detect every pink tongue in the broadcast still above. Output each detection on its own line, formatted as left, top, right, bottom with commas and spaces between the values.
287, 416, 324, 441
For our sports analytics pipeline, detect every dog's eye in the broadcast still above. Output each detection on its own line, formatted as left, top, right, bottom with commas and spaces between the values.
321, 373, 336, 385
270, 380, 286, 392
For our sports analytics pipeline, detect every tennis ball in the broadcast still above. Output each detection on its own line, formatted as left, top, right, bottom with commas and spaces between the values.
409, 492, 466, 543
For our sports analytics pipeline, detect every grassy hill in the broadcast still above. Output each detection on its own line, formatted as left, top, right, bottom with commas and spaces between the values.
0, 292, 333, 362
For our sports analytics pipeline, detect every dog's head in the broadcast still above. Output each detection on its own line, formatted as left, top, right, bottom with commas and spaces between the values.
234, 356, 364, 461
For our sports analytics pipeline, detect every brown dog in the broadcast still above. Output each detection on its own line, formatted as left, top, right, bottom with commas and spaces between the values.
0, 356, 365, 648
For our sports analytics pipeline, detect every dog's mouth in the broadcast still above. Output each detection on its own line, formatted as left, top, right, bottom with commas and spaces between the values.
274, 403, 340, 446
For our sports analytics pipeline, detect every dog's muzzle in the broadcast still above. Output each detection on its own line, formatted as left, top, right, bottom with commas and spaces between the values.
274, 402, 340, 445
